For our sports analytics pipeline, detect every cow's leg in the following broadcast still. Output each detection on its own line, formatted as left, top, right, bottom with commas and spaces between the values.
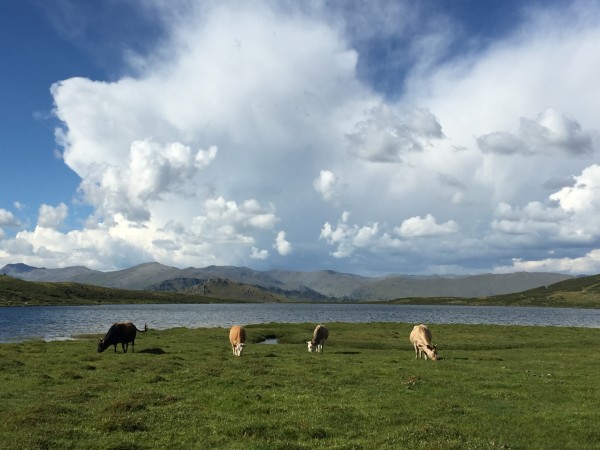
122, 342, 128, 353
413, 344, 418, 359
114, 344, 118, 353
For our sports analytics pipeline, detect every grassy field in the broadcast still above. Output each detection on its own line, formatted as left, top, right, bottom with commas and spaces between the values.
1, 323, 600, 450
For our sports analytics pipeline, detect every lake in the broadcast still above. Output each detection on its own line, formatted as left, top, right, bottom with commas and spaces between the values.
1, 303, 600, 343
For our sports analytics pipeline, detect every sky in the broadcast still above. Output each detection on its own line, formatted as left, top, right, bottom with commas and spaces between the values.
2, 0, 600, 276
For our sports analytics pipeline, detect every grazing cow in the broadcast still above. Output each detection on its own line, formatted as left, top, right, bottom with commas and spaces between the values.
229, 325, 247, 357
307, 324, 329, 353
97, 322, 148, 353
409, 324, 438, 360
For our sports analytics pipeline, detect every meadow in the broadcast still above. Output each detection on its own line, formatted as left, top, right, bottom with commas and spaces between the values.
1, 322, 599, 449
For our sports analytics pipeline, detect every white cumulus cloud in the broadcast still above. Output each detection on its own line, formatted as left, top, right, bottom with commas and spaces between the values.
79, 140, 217, 222
320, 212, 381, 258
0, 209, 20, 227
250, 247, 269, 260
550, 164, 600, 213
313, 170, 341, 202
346, 104, 444, 162
274, 231, 293, 256
394, 214, 458, 238
477, 108, 596, 156
38, 203, 68, 229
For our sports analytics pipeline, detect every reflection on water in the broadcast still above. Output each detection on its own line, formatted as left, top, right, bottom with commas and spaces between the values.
0, 302, 599, 343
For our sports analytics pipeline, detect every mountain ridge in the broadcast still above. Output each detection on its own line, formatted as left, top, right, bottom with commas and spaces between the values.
0, 262, 574, 300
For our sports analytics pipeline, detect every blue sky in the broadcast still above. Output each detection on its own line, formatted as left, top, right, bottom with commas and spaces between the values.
2, 0, 600, 276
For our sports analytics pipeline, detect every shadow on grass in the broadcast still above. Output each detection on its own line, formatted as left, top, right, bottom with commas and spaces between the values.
441, 356, 504, 362
334, 351, 361, 355
138, 348, 166, 355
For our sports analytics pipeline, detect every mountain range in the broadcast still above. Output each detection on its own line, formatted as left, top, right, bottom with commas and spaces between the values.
0, 262, 574, 301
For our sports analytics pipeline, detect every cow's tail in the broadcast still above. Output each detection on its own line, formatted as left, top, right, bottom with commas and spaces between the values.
136, 323, 148, 333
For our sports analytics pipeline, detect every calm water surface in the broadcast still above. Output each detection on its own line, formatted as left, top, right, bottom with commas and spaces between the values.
1, 303, 599, 343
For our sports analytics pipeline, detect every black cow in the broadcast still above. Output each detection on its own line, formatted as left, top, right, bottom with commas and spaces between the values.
97, 322, 148, 353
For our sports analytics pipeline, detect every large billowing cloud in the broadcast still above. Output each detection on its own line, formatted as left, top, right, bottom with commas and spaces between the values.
2, 1, 600, 275
40, 2, 375, 270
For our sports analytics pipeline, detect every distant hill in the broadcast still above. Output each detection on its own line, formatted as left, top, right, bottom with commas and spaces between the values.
0, 274, 218, 306
351, 272, 575, 300
152, 277, 330, 302
0, 263, 98, 281
1, 271, 599, 308
1, 263, 38, 274
265, 269, 369, 297
484, 274, 600, 308
0, 262, 574, 301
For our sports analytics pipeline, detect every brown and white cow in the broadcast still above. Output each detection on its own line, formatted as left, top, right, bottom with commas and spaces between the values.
97, 322, 148, 353
229, 325, 247, 356
307, 324, 329, 353
409, 324, 438, 360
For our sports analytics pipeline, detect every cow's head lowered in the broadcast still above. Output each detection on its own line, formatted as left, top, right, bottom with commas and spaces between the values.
97, 338, 108, 353
233, 343, 246, 356
422, 344, 438, 360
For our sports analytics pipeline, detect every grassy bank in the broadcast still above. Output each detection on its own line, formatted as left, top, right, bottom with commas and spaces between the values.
1, 323, 599, 449
0, 276, 234, 306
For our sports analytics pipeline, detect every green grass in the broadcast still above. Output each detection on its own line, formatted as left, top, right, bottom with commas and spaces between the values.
1, 323, 600, 449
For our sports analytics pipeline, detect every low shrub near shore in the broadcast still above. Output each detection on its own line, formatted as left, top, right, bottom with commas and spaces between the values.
1, 323, 599, 449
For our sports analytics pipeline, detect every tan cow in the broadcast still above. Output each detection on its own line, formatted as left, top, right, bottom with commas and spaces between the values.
229, 325, 247, 357
409, 324, 438, 360
307, 324, 329, 353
